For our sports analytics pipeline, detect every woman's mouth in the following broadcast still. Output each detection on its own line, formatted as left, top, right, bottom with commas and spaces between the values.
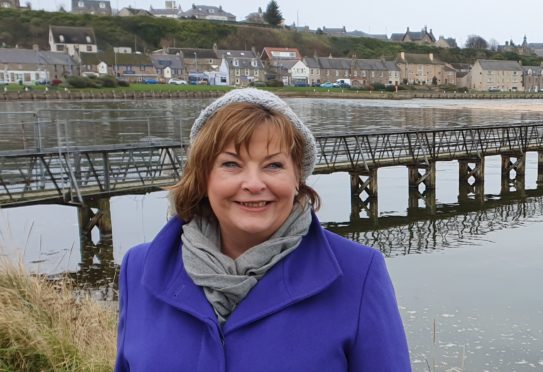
237, 201, 269, 208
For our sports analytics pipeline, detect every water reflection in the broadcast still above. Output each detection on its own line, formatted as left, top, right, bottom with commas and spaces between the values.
324, 187, 543, 256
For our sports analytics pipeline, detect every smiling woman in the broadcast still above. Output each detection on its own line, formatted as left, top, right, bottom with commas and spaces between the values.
115, 88, 411, 371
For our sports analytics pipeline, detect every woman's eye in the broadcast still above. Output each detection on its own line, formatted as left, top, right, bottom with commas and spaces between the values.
267, 162, 284, 169
221, 161, 239, 168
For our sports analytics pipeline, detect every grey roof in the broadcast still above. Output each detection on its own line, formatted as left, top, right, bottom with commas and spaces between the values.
384, 61, 400, 71
80, 51, 152, 65
118, 7, 153, 16
477, 59, 523, 71
522, 66, 542, 75
50, 26, 96, 45
151, 54, 183, 69
218, 49, 263, 68
390, 33, 404, 42
354, 59, 388, 71
71, 0, 111, 15
396, 53, 443, 65
317, 57, 351, 70
0, 48, 76, 65
181, 5, 235, 20
179, 48, 219, 59
303, 57, 319, 68
149, 8, 180, 16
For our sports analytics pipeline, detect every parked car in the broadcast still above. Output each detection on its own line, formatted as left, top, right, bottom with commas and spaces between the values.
320, 81, 337, 88
0, 80, 8, 86
168, 78, 187, 85
143, 78, 159, 84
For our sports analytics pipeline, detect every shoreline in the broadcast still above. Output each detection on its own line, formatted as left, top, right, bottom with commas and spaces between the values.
2, 89, 543, 102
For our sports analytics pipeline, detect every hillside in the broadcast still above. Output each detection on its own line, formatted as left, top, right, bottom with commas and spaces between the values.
1, 8, 541, 65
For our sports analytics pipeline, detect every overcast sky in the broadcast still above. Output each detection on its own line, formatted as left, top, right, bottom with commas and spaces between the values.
33, 0, 541, 47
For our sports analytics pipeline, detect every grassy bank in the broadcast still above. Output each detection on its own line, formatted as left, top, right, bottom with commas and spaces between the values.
0, 257, 117, 371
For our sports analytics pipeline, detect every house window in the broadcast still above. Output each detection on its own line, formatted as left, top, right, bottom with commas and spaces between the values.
310, 69, 314, 74
233, 59, 239, 67
140, 65, 145, 71
354, 71, 358, 77
209, 59, 213, 64
362, 71, 366, 77
371, 71, 375, 78
335, 70, 339, 77
235, 78, 240, 85
254, 69, 258, 76
56, 45, 64, 51
326, 70, 329, 76
86, 36, 92, 43
99, 2, 105, 8
235, 69, 240, 76
86, 45, 92, 52
251, 59, 257, 67
245, 68, 249, 76
78, 1, 84, 7
59, 35, 65, 42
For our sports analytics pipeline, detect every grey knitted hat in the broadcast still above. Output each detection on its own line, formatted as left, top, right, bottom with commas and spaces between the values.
190, 88, 317, 181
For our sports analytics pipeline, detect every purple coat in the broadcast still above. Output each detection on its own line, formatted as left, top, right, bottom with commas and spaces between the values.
115, 214, 411, 371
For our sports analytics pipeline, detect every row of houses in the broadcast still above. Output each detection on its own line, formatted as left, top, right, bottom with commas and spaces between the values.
1, 25, 542, 92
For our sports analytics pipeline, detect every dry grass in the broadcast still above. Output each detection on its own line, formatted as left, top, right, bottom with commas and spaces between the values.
0, 256, 117, 371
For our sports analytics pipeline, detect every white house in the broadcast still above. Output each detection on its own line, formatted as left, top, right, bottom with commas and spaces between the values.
49, 26, 97, 59
289, 60, 309, 86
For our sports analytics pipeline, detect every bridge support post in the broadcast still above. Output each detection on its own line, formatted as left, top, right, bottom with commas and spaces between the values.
77, 197, 113, 269
501, 153, 525, 193
349, 170, 378, 222
458, 158, 485, 202
407, 162, 436, 213
538, 151, 543, 187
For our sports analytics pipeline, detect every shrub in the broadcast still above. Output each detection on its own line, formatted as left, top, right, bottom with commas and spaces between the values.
66, 76, 90, 88
51, 79, 62, 86
265, 79, 284, 87
99, 75, 118, 88
117, 80, 130, 87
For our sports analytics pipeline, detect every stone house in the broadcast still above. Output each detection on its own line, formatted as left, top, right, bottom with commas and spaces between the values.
217, 49, 263, 86
0, 47, 77, 84
71, 0, 111, 16
151, 53, 184, 80
49, 26, 97, 59
80, 51, 157, 82
315, 56, 351, 83
395, 52, 456, 85
303, 57, 321, 86
391, 27, 436, 45
260, 47, 302, 83
384, 61, 401, 86
523, 65, 543, 92
180, 4, 235, 21
468, 59, 523, 91
435, 36, 458, 48
351, 59, 389, 88
289, 60, 309, 86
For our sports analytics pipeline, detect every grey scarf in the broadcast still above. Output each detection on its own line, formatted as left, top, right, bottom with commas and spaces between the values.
181, 203, 312, 324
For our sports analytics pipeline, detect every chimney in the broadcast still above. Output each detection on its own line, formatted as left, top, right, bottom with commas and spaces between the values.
429, 53, 434, 61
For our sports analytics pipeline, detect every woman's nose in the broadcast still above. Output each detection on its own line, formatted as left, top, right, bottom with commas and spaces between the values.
241, 169, 266, 193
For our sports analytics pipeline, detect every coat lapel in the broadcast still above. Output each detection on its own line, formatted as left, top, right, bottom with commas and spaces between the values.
223, 213, 343, 334
141, 217, 217, 326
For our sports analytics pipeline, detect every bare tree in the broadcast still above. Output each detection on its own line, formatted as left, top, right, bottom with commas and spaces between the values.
488, 38, 499, 51
465, 35, 488, 49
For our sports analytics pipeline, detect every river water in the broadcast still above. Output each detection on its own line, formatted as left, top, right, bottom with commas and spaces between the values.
1, 97, 543, 371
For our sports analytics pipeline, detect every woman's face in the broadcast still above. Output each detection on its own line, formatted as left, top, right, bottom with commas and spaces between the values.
207, 124, 299, 253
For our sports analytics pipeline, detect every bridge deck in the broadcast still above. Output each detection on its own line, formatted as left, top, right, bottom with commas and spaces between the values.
2, 120, 543, 207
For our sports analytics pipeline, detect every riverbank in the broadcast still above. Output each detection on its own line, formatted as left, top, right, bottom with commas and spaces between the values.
2, 86, 543, 102
0, 257, 116, 371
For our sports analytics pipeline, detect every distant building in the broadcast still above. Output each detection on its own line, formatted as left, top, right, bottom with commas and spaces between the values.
49, 26, 98, 59
395, 52, 456, 85
150, 53, 184, 80
1, 0, 20, 9
80, 50, 157, 82
0, 47, 77, 83
345, 30, 388, 41
468, 59, 523, 91
180, 4, 235, 21
71, 0, 112, 16
149, 1, 181, 18
245, 7, 265, 24
322, 26, 347, 37
217, 48, 263, 86
435, 36, 458, 48
523, 65, 543, 92
390, 26, 437, 45
118, 7, 153, 17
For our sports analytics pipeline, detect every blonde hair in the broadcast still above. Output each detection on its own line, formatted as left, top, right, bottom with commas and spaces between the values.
170, 102, 320, 221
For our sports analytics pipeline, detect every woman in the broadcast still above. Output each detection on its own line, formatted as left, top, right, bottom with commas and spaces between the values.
115, 88, 411, 371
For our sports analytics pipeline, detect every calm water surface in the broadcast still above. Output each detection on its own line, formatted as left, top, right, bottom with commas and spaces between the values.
1, 97, 543, 371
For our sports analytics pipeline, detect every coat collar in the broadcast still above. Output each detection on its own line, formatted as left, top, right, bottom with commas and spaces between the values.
141, 213, 343, 332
